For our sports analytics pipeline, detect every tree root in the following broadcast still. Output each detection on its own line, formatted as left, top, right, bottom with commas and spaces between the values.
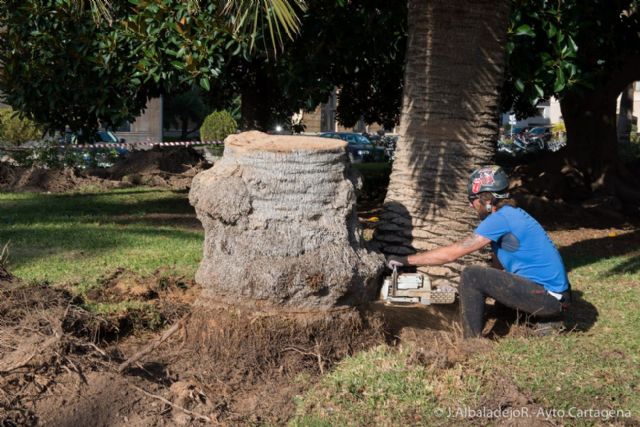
130, 384, 213, 424
118, 314, 190, 373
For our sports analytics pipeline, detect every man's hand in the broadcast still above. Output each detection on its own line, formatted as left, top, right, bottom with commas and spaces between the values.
386, 255, 407, 270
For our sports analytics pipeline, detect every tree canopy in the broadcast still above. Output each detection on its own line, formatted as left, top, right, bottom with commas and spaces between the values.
0, 0, 155, 137
0, 0, 406, 134
501, 0, 640, 202
502, 0, 640, 118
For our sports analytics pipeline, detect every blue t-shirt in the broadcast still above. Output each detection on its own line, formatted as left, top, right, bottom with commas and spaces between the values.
475, 206, 569, 293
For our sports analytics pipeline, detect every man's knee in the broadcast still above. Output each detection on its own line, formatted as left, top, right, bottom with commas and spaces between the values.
460, 265, 487, 291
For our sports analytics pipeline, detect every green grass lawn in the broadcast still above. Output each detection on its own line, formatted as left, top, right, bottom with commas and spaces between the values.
292, 237, 640, 426
0, 188, 203, 291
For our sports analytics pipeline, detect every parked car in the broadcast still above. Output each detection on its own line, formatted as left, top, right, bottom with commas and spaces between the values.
60, 130, 127, 167
62, 130, 127, 152
318, 132, 386, 163
527, 126, 552, 138
505, 126, 528, 137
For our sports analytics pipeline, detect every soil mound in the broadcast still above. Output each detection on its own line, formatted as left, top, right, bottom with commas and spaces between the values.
96, 147, 208, 190
0, 147, 209, 193
0, 268, 203, 426
0, 278, 119, 425
109, 147, 204, 178
0, 163, 128, 193
0, 266, 388, 426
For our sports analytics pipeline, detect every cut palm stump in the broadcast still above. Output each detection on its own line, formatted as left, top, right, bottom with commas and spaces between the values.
189, 131, 384, 311
118, 132, 387, 424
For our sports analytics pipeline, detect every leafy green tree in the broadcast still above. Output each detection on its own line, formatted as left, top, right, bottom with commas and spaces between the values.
502, 0, 640, 202
0, 0, 302, 137
0, 0, 156, 140
284, 0, 406, 130
152, 0, 406, 131
1, 0, 406, 135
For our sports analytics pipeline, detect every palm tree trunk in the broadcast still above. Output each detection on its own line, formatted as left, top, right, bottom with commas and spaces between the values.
376, 0, 510, 287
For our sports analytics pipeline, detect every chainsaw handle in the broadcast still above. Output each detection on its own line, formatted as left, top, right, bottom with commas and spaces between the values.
390, 265, 398, 297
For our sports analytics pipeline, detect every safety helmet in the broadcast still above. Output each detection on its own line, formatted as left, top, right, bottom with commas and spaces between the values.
467, 166, 510, 199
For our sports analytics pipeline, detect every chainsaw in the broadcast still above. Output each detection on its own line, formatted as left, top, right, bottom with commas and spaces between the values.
380, 265, 457, 305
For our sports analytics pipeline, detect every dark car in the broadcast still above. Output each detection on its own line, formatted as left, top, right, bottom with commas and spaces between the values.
526, 126, 552, 149
527, 126, 552, 139
64, 130, 128, 167
64, 130, 127, 151
318, 132, 386, 162
507, 126, 527, 136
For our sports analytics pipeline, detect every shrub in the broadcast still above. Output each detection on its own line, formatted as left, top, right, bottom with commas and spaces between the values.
200, 110, 237, 142
551, 121, 566, 133
0, 108, 42, 146
10, 140, 117, 170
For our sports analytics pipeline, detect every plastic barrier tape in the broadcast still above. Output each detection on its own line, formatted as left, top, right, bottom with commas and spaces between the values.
0, 140, 224, 152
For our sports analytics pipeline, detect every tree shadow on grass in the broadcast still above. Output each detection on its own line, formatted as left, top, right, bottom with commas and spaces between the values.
2, 224, 203, 272
485, 290, 599, 337
0, 189, 197, 228
558, 229, 640, 275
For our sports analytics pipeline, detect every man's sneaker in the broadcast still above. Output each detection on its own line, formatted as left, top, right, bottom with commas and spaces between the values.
531, 320, 565, 336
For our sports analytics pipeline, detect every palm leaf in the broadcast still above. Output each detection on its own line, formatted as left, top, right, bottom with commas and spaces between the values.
72, 0, 305, 53
223, 0, 306, 54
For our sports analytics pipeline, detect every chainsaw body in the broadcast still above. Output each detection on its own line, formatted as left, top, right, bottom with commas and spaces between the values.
380, 266, 456, 305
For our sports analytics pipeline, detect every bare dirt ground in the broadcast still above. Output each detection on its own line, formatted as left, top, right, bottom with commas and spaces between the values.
0, 147, 208, 193
0, 267, 387, 426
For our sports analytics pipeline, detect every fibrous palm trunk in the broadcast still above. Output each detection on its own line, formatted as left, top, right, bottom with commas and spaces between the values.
376, 0, 510, 287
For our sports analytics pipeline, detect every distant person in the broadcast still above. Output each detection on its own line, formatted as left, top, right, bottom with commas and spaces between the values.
387, 166, 571, 338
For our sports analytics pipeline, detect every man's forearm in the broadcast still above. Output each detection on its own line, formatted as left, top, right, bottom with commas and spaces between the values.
406, 246, 458, 266
399, 234, 491, 267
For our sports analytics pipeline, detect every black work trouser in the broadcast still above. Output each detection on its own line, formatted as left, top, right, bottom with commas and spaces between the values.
459, 265, 569, 338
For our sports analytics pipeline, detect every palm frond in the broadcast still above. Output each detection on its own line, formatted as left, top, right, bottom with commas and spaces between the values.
223, 0, 306, 54
75, 0, 113, 25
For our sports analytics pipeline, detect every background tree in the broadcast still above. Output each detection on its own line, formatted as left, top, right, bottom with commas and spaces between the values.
0, 0, 156, 139
0, 0, 302, 136
501, 0, 640, 204
163, 88, 208, 139
0, 0, 407, 134
280, 0, 406, 130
